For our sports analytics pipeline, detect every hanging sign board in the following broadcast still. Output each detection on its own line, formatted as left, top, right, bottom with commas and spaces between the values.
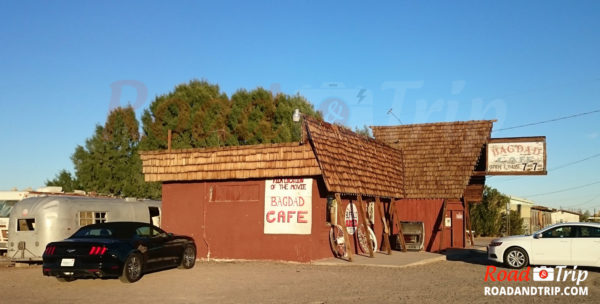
486, 137, 547, 175
264, 178, 312, 234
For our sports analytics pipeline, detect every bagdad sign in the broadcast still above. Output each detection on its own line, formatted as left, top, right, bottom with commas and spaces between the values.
264, 178, 312, 235
486, 137, 547, 175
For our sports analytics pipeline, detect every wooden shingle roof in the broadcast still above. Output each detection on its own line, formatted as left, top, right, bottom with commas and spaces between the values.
305, 118, 404, 198
140, 143, 321, 182
371, 120, 493, 199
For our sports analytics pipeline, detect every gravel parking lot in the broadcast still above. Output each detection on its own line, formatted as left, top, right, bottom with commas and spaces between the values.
1, 249, 599, 304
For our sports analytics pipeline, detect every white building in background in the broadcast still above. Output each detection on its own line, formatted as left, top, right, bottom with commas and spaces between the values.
551, 210, 580, 224
508, 196, 535, 234
1, 187, 65, 253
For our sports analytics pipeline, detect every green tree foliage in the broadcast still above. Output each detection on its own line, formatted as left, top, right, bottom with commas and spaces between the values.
72, 106, 161, 199
580, 210, 591, 222
45, 169, 80, 192
140, 80, 321, 150
500, 210, 525, 235
47, 80, 322, 199
470, 186, 509, 236
140, 80, 233, 150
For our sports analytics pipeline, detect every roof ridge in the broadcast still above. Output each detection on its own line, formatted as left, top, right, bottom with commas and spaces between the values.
370, 119, 495, 129
139, 142, 304, 155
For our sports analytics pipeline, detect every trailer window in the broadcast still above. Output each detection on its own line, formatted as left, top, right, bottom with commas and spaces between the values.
79, 211, 107, 226
17, 219, 35, 231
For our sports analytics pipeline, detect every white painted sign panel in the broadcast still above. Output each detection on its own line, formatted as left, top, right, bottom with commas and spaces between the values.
345, 202, 359, 235
264, 178, 312, 235
487, 137, 546, 175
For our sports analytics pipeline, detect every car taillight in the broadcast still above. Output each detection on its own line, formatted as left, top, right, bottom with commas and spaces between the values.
489, 241, 503, 247
89, 246, 108, 255
44, 246, 56, 255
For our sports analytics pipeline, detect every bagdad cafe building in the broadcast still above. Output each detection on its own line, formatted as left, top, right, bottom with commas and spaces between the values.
140, 117, 546, 262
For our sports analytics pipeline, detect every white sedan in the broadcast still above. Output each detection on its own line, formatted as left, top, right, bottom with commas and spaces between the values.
487, 222, 600, 268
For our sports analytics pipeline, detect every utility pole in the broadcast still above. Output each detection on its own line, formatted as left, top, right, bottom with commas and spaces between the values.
506, 202, 511, 236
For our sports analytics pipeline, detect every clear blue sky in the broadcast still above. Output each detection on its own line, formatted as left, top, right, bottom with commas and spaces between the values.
1, 1, 599, 212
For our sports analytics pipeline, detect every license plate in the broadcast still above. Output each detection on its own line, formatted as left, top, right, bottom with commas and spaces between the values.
61, 258, 75, 267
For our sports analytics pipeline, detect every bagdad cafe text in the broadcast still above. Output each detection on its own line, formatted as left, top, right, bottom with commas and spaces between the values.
264, 178, 312, 235
486, 137, 547, 175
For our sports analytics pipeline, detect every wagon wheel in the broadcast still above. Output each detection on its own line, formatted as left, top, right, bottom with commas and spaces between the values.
329, 224, 347, 258
357, 224, 377, 254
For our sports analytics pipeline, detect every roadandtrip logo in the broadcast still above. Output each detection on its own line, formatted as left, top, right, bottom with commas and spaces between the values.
483, 265, 589, 296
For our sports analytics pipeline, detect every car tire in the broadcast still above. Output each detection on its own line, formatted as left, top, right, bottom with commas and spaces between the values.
178, 244, 196, 269
503, 247, 529, 269
120, 253, 143, 283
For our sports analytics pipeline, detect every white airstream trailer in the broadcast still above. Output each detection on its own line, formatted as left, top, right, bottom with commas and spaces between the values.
0, 190, 47, 254
7, 196, 161, 262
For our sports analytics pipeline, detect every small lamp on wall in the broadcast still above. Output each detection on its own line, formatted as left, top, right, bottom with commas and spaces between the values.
292, 109, 301, 122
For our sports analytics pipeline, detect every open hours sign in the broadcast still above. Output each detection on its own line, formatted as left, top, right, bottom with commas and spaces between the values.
486, 137, 547, 175
264, 178, 312, 235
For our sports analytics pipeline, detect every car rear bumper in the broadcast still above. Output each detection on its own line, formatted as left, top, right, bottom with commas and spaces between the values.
43, 266, 122, 279
43, 258, 122, 279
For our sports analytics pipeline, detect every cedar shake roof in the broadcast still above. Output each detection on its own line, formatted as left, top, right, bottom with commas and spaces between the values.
140, 118, 406, 198
371, 120, 493, 199
305, 118, 404, 198
140, 143, 321, 182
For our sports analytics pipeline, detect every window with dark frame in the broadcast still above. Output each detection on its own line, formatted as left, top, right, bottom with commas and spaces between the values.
579, 226, 600, 238
542, 226, 573, 238
79, 211, 107, 226
17, 219, 36, 231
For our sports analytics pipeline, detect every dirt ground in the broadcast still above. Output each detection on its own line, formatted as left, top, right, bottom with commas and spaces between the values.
1, 249, 599, 304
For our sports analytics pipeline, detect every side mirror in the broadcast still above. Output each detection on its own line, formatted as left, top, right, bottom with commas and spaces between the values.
533, 233, 542, 239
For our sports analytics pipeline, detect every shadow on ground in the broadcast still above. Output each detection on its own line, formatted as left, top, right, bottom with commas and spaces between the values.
444, 248, 492, 267
444, 247, 600, 274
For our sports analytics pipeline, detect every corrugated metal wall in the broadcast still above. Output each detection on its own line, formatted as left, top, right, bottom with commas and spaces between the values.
161, 178, 332, 262
395, 199, 465, 251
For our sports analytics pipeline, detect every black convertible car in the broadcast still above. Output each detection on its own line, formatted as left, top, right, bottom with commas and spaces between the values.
42, 222, 196, 283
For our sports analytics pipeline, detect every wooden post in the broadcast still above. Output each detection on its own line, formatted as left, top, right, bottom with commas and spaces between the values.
465, 201, 475, 247
391, 201, 407, 252
376, 197, 392, 255
357, 195, 375, 257
167, 129, 172, 151
438, 199, 448, 252
301, 119, 307, 144
335, 193, 353, 262
464, 201, 470, 246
